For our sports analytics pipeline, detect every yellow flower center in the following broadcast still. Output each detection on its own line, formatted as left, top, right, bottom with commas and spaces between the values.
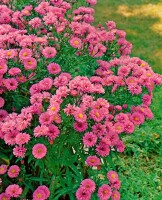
23, 52, 28, 57
147, 73, 151, 77
51, 107, 56, 111
141, 63, 145, 67
95, 112, 100, 117
0, 66, 3, 69
24, 10, 29, 14
134, 117, 139, 121
7, 52, 11, 56
116, 126, 121, 130
78, 113, 83, 119
111, 174, 116, 178
103, 190, 108, 194
11, 169, 16, 174
74, 40, 79, 45
2, 197, 7, 200
37, 149, 42, 154
36, 193, 42, 198
28, 61, 32, 65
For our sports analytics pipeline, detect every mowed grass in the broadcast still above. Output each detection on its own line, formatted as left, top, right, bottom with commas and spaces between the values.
95, 1, 162, 199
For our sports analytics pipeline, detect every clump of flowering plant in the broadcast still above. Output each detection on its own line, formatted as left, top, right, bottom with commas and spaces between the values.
0, 0, 162, 199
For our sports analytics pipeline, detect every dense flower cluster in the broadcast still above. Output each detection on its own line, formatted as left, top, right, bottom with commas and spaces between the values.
0, 0, 162, 199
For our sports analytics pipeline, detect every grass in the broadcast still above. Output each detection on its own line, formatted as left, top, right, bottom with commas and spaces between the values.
95, 1, 162, 199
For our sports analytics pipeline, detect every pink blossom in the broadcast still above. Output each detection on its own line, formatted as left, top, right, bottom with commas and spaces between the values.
15, 133, 30, 145
0, 193, 10, 200
83, 132, 97, 147
3, 78, 18, 91
81, 179, 96, 193
7, 165, 20, 178
86, 0, 97, 6
32, 143, 47, 159
111, 190, 120, 200
131, 112, 145, 125
13, 146, 27, 158
86, 155, 100, 167
5, 184, 22, 198
19, 48, 32, 60
48, 124, 60, 140
0, 60, 8, 75
42, 47, 57, 58
74, 109, 87, 123
73, 121, 88, 132
98, 184, 112, 200
0, 164, 7, 174
0, 97, 4, 108
111, 180, 121, 190
8, 68, 21, 76
70, 37, 82, 49
76, 187, 91, 200
23, 57, 37, 70
116, 140, 125, 153
33, 185, 50, 200
107, 171, 119, 183
96, 142, 110, 157
47, 63, 61, 75
39, 78, 53, 90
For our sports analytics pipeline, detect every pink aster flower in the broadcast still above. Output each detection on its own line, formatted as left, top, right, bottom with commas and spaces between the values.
74, 109, 87, 123
5, 184, 22, 198
0, 193, 10, 200
116, 140, 125, 153
111, 190, 120, 200
8, 68, 21, 76
3, 78, 18, 91
0, 60, 8, 75
23, 57, 37, 70
80, 179, 96, 193
111, 180, 121, 190
86, 155, 100, 167
33, 188, 46, 200
15, 133, 30, 145
131, 112, 145, 125
0, 97, 4, 108
107, 171, 119, 183
47, 63, 61, 75
90, 109, 105, 122
19, 48, 32, 60
7, 165, 20, 178
76, 187, 91, 200
96, 142, 110, 157
142, 94, 152, 106
86, 0, 97, 6
32, 143, 47, 159
34, 125, 49, 138
83, 132, 97, 147
73, 121, 88, 132
39, 78, 53, 91
124, 120, 134, 134
0, 164, 7, 174
70, 37, 82, 49
39, 112, 52, 125
48, 124, 60, 140
98, 184, 112, 200
33, 185, 50, 200
13, 146, 27, 158
114, 122, 124, 134
42, 47, 57, 58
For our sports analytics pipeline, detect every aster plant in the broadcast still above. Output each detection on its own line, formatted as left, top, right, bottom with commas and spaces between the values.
0, 0, 162, 199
